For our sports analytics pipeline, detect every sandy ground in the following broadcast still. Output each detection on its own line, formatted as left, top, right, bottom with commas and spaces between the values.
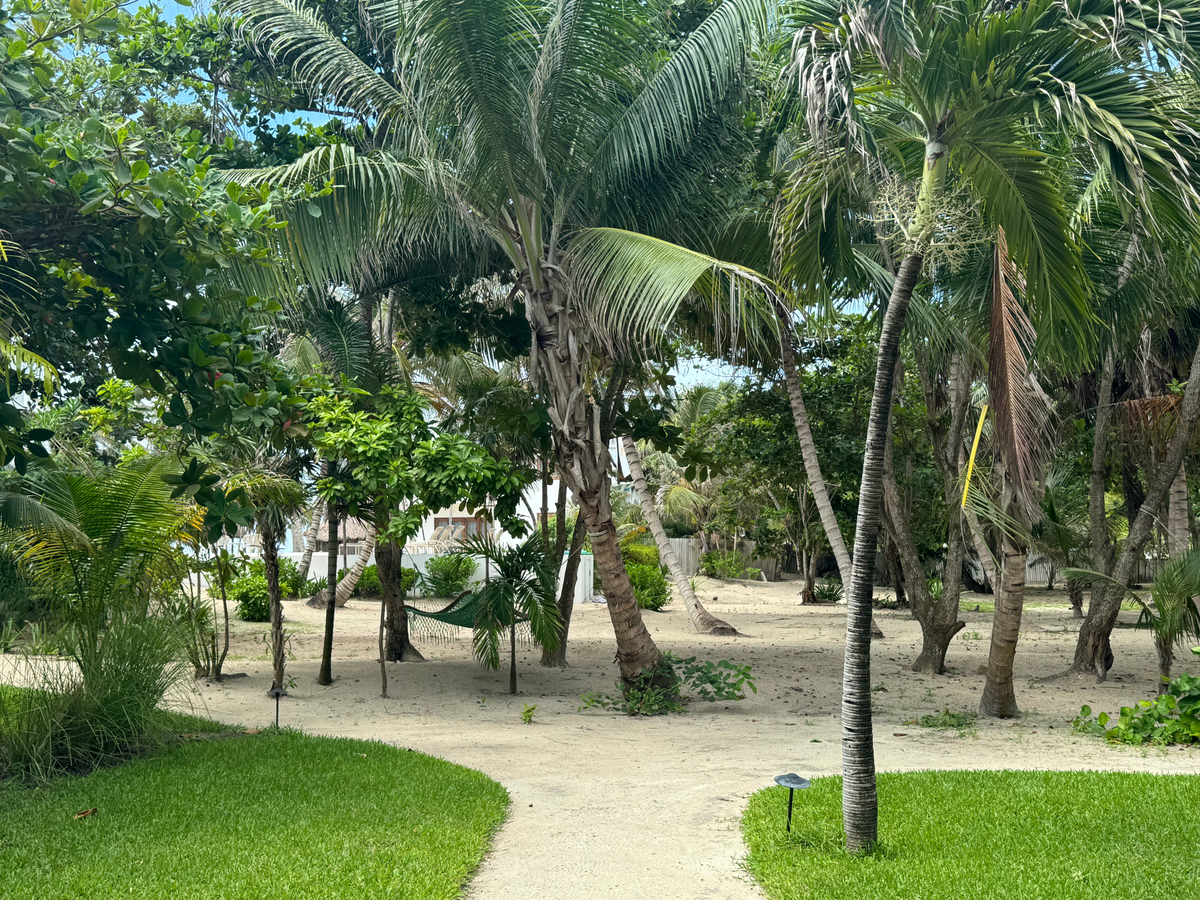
162, 579, 1198, 899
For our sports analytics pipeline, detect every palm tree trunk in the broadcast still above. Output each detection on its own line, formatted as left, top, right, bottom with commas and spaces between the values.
528, 274, 665, 687
777, 306, 854, 582
621, 436, 735, 635
1090, 347, 1116, 573
317, 500, 337, 686
541, 515, 586, 667
334, 526, 377, 606
509, 621, 518, 694
964, 505, 999, 592
297, 508, 322, 579
1074, 333, 1200, 677
261, 521, 286, 693
581, 491, 667, 686
1168, 462, 1189, 558
980, 507, 1027, 718
840, 250, 924, 852
1067, 578, 1084, 618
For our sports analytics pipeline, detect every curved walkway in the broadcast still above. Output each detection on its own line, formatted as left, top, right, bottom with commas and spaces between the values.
190, 582, 1199, 899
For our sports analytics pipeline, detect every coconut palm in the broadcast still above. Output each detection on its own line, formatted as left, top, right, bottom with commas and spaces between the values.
775, 0, 1200, 851
223, 0, 780, 686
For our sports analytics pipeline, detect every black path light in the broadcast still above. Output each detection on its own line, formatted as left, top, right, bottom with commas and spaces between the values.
268, 687, 284, 728
773, 773, 811, 832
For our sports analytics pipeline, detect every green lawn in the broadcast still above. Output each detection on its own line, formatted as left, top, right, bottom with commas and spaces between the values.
0, 727, 508, 900
742, 771, 1199, 900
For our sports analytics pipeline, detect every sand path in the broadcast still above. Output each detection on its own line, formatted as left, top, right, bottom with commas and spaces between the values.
185, 578, 1199, 899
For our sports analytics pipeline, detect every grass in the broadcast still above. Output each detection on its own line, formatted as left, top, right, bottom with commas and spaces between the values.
0, 726, 508, 899
742, 771, 1200, 900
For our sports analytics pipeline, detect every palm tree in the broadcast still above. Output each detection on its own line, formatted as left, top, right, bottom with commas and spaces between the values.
2, 457, 192, 690
224, 0, 778, 687
225, 463, 308, 693
621, 435, 736, 635
454, 531, 562, 694
777, 0, 1199, 851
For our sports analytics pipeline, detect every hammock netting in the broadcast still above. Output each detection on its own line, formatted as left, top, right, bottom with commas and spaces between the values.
404, 594, 534, 648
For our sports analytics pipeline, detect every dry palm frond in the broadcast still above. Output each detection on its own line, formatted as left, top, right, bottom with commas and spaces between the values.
987, 227, 1051, 513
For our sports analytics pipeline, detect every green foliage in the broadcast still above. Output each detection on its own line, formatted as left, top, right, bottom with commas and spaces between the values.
668, 653, 757, 702
234, 557, 304, 599
579, 653, 755, 715
423, 554, 478, 599
229, 575, 271, 623
353, 564, 382, 597
0, 614, 185, 781
0, 727, 510, 899
912, 709, 978, 732
451, 533, 559, 671
627, 562, 671, 611
811, 580, 844, 604
301, 576, 327, 598
1074, 649, 1200, 746
521, 704, 537, 725
0, 550, 36, 628
700, 549, 755, 579
741, 771, 1200, 899
620, 543, 660, 568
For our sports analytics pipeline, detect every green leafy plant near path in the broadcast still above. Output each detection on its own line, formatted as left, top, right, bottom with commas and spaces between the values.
0, 724, 508, 900
1073, 648, 1200, 746
579, 652, 756, 715
742, 771, 1200, 900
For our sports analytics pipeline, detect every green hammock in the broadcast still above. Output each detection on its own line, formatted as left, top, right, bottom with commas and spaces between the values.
405, 593, 533, 647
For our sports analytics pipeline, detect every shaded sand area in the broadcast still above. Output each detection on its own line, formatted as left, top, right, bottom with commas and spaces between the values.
171, 578, 1198, 898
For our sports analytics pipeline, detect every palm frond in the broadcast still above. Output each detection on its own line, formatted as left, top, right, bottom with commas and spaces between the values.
987, 228, 1052, 513
568, 227, 779, 356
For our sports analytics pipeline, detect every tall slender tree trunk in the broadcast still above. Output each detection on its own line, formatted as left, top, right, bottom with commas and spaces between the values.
1074, 333, 1200, 677
541, 515, 586, 667
777, 306, 853, 582
841, 250, 925, 852
317, 499, 337, 686
261, 521, 286, 693
980, 517, 1027, 718
1090, 347, 1116, 574
1168, 463, 1189, 558
297, 509, 322, 579
622, 436, 735, 635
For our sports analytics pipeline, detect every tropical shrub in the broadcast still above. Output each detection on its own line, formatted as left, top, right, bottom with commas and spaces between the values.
627, 563, 670, 611
812, 580, 844, 604
0, 552, 37, 629
0, 612, 185, 781
233, 557, 305, 598
700, 550, 755, 580
301, 576, 328, 598
1074, 648, 1200, 746
579, 653, 756, 716
353, 564, 381, 597
400, 567, 419, 595
422, 555, 477, 599
230, 575, 271, 623
621, 543, 660, 568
